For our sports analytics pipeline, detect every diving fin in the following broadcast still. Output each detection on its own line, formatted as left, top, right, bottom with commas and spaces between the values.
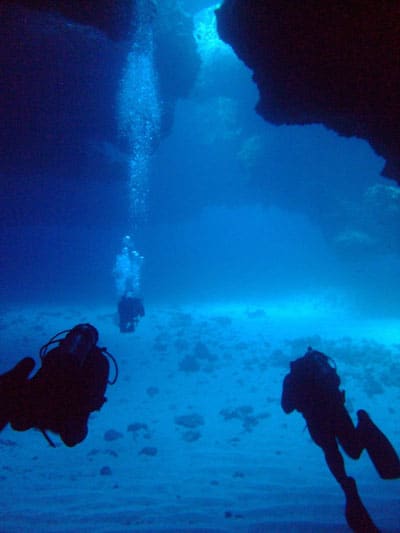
357, 410, 400, 480
343, 477, 380, 533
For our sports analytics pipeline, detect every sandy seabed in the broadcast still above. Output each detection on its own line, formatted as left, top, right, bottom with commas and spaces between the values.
0, 296, 399, 532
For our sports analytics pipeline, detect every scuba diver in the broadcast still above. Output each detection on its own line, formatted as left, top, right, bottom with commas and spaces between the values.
0, 324, 118, 447
118, 290, 145, 332
113, 235, 145, 333
282, 347, 400, 533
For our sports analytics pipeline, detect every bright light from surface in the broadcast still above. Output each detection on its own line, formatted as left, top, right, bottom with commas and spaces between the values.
193, 4, 234, 63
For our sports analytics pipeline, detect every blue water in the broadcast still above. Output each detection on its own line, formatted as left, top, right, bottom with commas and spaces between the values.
0, 1, 399, 531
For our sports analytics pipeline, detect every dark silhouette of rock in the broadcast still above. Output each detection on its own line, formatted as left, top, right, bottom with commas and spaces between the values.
127, 422, 151, 441
182, 430, 201, 442
216, 1, 400, 184
100, 465, 113, 476
0, 1, 200, 226
104, 429, 124, 441
175, 413, 205, 429
9, 0, 133, 41
139, 446, 158, 456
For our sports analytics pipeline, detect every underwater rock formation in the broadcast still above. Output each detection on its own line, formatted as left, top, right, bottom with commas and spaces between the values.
216, 1, 400, 184
153, 1, 201, 137
332, 183, 400, 256
0, 1, 200, 187
139, 446, 158, 456
104, 429, 124, 441
175, 413, 205, 429
9, 0, 134, 41
0, 2, 120, 184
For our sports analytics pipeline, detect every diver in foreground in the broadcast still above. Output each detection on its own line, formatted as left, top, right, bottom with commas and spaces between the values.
0, 324, 117, 447
282, 347, 400, 533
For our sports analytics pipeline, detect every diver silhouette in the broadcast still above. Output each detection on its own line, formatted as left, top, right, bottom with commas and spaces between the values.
0, 324, 118, 447
118, 291, 145, 333
114, 235, 145, 333
282, 347, 400, 532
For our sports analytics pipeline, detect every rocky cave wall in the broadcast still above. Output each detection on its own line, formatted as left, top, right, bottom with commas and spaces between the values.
0, 0, 200, 181
216, 0, 400, 185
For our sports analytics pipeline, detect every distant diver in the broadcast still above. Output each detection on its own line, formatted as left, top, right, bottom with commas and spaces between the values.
0, 324, 118, 447
118, 290, 145, 333
113, 235, 145, 333
281, 347, 400, 533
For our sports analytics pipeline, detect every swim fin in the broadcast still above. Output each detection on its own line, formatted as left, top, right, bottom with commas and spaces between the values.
357, 409, 400, 480
343, 477, 380, 533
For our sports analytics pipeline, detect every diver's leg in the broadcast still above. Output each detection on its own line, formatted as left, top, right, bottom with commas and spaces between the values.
335, 405, 363, 459
342, 476, 380, 533
307, 418, 380, 532
307, 418, 348, 485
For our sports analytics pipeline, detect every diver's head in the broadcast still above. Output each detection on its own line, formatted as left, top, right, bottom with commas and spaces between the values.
306, 347, 325, 358
62, 323, 99, 364
122, 235, 133, 249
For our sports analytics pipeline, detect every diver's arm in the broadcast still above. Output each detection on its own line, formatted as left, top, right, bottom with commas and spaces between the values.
281, 373, 297, 414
